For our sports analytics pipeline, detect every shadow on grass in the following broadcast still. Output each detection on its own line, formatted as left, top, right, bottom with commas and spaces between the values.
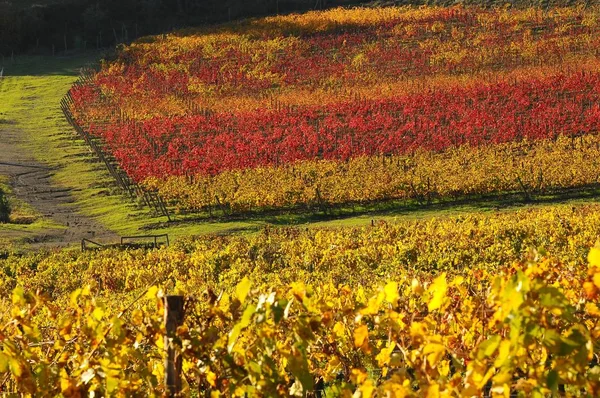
0, 51, 104, 77
143, 185, 600, 231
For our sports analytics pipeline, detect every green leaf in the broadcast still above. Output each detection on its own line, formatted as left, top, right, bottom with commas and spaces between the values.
106, 376, 119, 393
9, 357, 22, 377
543, 329, 562, 351
558, 331, 586, 356
240, 304, 256, 328
477, 335, 501, 360
12, 286, 25, 306
272, 299, 287, 323
288, 348, 314, 394
92, 307, 104, 321
227, 304, 256, 353
546, 369, 559, 393
0, 353, 8, 373
227, 324, 243, 354
248, 361, 262, 375
112, 316, 125, 340
538, 287, 568, 309
544, 329, 585, 356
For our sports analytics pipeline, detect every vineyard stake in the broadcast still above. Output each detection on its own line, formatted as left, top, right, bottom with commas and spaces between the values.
164, 295, 185, 397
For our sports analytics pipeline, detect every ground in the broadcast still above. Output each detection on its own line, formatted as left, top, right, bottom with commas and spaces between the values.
0, 55, 119, 247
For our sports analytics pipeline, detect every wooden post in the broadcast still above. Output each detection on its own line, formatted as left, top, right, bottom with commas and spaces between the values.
164, 295, 185, 397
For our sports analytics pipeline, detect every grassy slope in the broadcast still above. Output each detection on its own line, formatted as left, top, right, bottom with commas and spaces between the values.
1, 53, 599, 248
0, 54, 266, 240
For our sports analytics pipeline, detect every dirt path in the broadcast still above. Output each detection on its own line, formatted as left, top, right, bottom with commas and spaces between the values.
0, 94, 118, 248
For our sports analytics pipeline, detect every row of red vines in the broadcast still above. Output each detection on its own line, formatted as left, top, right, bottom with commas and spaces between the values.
72, 71, 600, 181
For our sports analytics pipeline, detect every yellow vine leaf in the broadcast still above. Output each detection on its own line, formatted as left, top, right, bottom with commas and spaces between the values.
586, 302, 600, 317
426, 383, 440, 398
423, 341, 445, 367
9, 358, 22, 378
69, 288, 82, 307
59, 369, 72, 393
593, 273, 600, 290
375, 343, 396, 367
494, 340, 511, 368
333, 321, 345, 339
145, 286, 159, 300
384, 281, 399, 305
350, 368, 368, 385
207, 370, 217, 387
360, 379, 375, 398
588, 245, 600, 267
354, 324, 369, 348
428, 273, 448, 311
91, 307, 104, 322
411, 278, 424, 295
155, 333, 164, 349
438, 360, 450, 377
12, 286, 25, 306
235, 277, 251, 304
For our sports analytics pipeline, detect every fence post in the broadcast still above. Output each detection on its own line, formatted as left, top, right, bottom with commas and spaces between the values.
164, 295, 185, 397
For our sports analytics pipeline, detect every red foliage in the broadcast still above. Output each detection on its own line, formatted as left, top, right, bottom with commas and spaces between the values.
83, 71, 600, 181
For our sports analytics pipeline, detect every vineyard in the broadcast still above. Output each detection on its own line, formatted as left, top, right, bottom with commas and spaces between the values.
66, 5, 600, 215
2, 204, 600, 395
4, 2, 600, 397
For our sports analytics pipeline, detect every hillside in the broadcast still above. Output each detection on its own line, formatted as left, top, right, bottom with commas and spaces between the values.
2, 3, 600, 396
68, 6, 600, 218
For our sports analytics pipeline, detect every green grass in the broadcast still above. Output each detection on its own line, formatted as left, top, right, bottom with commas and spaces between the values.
1, 52, 600, 248
0, 54, 277, 241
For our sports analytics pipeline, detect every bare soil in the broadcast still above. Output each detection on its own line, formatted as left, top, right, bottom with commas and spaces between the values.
0, 126, 118, 248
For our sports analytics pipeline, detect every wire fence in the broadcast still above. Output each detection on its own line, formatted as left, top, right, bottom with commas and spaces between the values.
61, 69, 171, 220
